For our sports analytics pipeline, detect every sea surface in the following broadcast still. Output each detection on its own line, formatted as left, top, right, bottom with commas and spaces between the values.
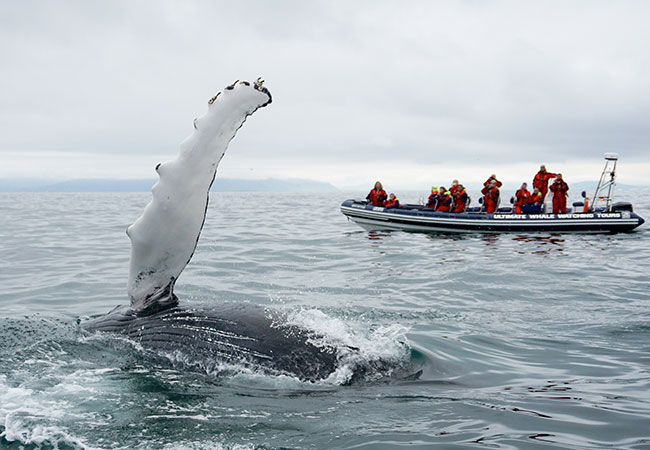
1, 190, 649, 449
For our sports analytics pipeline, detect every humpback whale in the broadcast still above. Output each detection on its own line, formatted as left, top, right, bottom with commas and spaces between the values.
82, 79, 386, 383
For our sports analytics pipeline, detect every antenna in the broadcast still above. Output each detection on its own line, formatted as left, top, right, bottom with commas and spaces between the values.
592, 153, 618, 212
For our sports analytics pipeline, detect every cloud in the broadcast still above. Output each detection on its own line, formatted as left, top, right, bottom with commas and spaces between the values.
1, 1, 649, 186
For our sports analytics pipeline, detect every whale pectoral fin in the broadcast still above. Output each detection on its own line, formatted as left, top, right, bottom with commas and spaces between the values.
126, 79, 272, 313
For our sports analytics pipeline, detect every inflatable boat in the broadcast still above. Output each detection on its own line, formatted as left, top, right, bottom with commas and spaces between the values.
341, 154, 645, 234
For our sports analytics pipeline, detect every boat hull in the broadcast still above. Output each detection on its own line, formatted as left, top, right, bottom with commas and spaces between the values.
340, 200, 645, 234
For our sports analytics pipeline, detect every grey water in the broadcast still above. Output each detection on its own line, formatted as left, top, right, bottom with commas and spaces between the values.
1, 190, 649, 449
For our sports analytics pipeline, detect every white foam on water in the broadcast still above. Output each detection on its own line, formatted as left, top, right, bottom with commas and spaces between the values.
0, 364, 121, 449
0, 375, 98, 449
284, 307, 413, 385
154, 442, 255, 450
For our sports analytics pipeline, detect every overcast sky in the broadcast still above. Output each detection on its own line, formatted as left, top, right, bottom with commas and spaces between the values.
2, 0, 649, 188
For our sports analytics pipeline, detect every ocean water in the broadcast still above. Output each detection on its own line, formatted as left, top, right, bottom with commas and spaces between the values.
1, 190, 649, 449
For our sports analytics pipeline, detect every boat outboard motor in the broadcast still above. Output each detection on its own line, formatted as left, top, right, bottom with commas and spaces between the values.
611, 202, 633, 213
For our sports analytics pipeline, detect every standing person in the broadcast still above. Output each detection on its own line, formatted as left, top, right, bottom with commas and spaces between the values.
550, 174, 569, 213
483, 174, 502, 188
481, 180, 500, 214
514, 182, 531, 214
366, 181, 387, 206
449, 179, 460, 197
384, 193, 401, 208
452, 184, 469, 213
426, 186, 439, 209
533, 165, 556, 201
436, 188, 452, 212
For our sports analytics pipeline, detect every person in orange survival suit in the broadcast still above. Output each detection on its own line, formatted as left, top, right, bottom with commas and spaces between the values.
452, 184, 468, 213
366, 181, 387, 206
436, 188, 452, 212
533, 165, 556, 201
514, 182, 531, 214
530, 187, 543, 204
384, 193, 401, 209
449, 179, 460, 197
481, 180, 500, 213
549, 173, 569, 213
483, 174, 502, 188
522, 187, 543, 213
426, 186, 439, 209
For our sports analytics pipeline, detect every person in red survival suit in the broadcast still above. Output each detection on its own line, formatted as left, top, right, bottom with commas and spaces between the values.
366, 181, 387, 206
550, 173, 569, 213
483, 174, 502, 188
449, 179, 460, 197
452, 185, 468, 213
514, 182, 531, 214
530, 187, 543, 204
383, 193, 401, 208
481, 180, 500, 213
533, 165, 556, 201
436, 188, 452, 212
522, 187, 544, 213
426, 186, 439, 209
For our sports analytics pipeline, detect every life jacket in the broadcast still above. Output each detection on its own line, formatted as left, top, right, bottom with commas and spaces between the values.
384, 198, 400, 209
449, 185, 459, 197
452, 190, 468, 213
436, 192, 452, 212
367, 188, 387, 206
529, 192, 543, 204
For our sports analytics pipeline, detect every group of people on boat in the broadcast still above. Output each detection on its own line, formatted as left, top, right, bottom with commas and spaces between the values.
425, 181, 469, 213
514, 166, 569, 214
366, 164, 570, 214
366, 182, 401, 209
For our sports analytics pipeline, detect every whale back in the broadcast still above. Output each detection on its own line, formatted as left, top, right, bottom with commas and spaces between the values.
82, 302, 339, 382
126, 80, 271, 313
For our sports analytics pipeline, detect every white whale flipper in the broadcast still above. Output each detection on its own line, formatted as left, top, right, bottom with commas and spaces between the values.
127, 79, 272, 313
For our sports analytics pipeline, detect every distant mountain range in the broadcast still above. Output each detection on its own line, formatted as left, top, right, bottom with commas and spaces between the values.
0, 178, 339, 193
1, 178, 645, 193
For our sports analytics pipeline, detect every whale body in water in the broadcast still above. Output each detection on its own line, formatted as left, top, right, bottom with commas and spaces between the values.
83, 79, 396, 383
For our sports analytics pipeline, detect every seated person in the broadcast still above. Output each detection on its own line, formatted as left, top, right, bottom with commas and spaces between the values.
449, 179, 460, 197
366, 181, 387, 206
436, 188, 452, 212
514, 182, 531, 214
426, 186, 439, 208
384, 193, 401, 209
521, 187, 543, 213
452, 185, 468, 213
